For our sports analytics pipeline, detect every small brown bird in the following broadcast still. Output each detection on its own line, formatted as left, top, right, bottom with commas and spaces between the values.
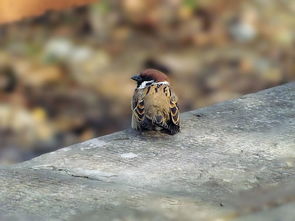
131, 69, 180, 135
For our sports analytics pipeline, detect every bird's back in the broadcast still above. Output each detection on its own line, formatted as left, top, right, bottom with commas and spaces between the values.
131, 69, 180, 134
143, 84, 171, 120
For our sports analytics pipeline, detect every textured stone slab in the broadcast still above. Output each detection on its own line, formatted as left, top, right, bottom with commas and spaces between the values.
1, 167, 226, 221
0, 83, 295, 220
234, 202, 295, 221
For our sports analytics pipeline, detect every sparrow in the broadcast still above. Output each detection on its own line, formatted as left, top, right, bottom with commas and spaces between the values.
131, 69, 180, 135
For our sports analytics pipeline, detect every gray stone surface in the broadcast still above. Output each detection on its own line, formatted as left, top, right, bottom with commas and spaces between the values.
0, 83, 295, 221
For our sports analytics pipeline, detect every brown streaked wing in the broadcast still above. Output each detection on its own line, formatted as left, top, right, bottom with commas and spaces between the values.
169, 88, 180, 126
131, 88, 148, 123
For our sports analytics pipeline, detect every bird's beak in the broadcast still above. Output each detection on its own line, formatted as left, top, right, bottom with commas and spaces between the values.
131, 74, 142, 82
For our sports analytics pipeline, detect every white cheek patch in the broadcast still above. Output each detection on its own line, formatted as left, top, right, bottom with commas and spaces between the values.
156, 81, 169, 86
138, 80, 154, 89
138, 81, 169, 89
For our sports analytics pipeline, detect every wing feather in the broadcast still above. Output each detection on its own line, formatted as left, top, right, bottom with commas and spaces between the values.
131, 84, 180, 134
169, 89, 180, 126
131, 88, 146, 129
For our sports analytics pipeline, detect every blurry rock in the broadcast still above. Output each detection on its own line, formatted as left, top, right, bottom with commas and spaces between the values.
0, 104, 54, 150
69, 46, 94, 63
31, 107, 54, 142
70, 50, 110, 86
121, 0, 179, 31
195, 8, 214, 31
121, 0, 149, 25
44, 38, 73, 61
0, 105, 12, 129
89, 1, 120, 43
177, 18, 202, 44
260, 68, 283, 85
178, 3, 194, 21
155, 52, 200, 74
122, 0, 146, 15
15, 61, 63, 87
79, 128, 95, 142
272, 27, 293, 46
0, 53, 10, 66
231, 76, 262, 94
192, 31, 210, 46
254, 58, 271, 74
240, 57, 254, 73
229, 20, 256, 42
0, 66, 17, 93
111, 26, 131, 43
95, 71, 133, 100
44, 38, 95, 64
178, 7, 192, 21
0, 147, 28, 165
228, 9, 258, 42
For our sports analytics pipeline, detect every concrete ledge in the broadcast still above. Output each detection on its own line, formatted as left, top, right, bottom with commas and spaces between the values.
1, 83, 295, 221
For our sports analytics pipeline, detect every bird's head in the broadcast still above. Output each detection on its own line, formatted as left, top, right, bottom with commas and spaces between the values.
131, 69, 169, 88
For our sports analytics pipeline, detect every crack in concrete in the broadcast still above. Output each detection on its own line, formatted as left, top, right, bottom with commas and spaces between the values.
30, 165, 116, 182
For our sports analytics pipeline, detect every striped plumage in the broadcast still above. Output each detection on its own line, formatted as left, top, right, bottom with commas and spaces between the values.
131, 69, 180, 135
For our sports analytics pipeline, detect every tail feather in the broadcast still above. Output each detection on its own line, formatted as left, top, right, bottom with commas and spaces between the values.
167, 124, 180, 135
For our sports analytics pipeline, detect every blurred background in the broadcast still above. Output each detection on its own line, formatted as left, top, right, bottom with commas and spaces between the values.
0, 0, 294, 164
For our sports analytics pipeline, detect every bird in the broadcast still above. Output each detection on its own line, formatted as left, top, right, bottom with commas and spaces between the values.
131, 69, 180, 135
